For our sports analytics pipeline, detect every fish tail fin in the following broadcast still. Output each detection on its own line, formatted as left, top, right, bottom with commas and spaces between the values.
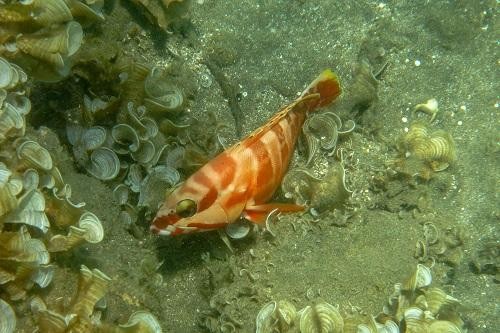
301, 69, 342, 109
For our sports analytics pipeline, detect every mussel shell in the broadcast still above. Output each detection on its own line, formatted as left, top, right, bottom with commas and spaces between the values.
300, 302, 344, 333
17, 140, 53, 171
31, 264, 55, 288
119, 311, 162, 333
255, 301, 277, 333
281, 167, 321, 205
112, 123, 140, 153
5, 189, 50, 233
402, 264, 432, 291
81, 126, 107, 151
87, 147, 120, 180
138, 165, 180, 208
78, 211, 104, 243
126, 163, 143, 193
144, 66, 184, 112
113, 184, 129, 205
0, 164, 18, 217
131, 139, 156, 164
428, 320, 462, 333
225, 219, 251, 240
30, 0, 73, 26
0, 57, 14, 88
0, 299, 16, 333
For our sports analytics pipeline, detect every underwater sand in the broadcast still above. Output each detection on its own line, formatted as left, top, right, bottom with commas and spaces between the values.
18, 0, 498, 332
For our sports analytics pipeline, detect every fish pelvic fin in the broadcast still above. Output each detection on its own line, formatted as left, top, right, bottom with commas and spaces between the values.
243, 203, 305, 224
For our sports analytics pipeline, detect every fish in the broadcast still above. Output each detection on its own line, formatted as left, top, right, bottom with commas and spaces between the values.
151, 69, 341, 236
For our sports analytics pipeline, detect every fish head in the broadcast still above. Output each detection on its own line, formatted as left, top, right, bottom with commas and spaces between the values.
150, 187, 230, 236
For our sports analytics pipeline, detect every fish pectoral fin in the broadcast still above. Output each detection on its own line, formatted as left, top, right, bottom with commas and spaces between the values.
243, 203, 305, 224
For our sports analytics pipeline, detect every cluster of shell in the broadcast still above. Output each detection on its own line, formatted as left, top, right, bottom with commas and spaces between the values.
129, 0, 191, 30
392, 121, 456, 180
66, 63, 187, 228
0, 57, 104, 332
415, 222, 466, 268
27, 265, 161, 333
256, 300, 347, 333
255, 264, 465, 333
0, 0, 104, 81
283, 112, 355, 215
300, 111, 355, 167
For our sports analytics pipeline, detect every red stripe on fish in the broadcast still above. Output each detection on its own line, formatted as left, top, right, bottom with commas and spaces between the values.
209, 152, 237, 188
151, 69, 341, 236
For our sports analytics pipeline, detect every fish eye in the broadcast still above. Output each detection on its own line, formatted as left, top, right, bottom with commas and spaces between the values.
175, 199, 197, 218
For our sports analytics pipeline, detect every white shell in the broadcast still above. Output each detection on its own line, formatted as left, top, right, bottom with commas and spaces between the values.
0, 102, 25, 140
23, 168, 40, 191
5, 189, 50, 233
66, 123, 84, 146
403, 264, 432, 291
0, 299, 16, 333
87, 147, 120, 180
138, 165, 179, 208
17, 140, 53, 171
7, 177, 23, 196
0, 89, 6, 106
0, 164, 18, 217
376, 320, 399, 333
281, 167, 321, 205
112, 123, 140, 153
303, 112, 340, 150
119, 311, 162, 333
255, 301, 277, 333
424, 288, 459, 315
428, 320, 462, 333
225, 219, 251, 240
131, 139, 155, 164
0, 57, 14, 89
82, 126, 107, 150
126, 163, 143, 193
30, 296, 47, 313
300, 302, 344, 333
6, 93, 31, 116
31, 264, 55, 288
29, 0, 73, 25
78, 211, 104, 243
144, 66, 184, 112
276, 300, 297, 331
113, 184, 129, 205
140, 117, 159, 139
48, 226, 87, 252
165, 145, 185, 169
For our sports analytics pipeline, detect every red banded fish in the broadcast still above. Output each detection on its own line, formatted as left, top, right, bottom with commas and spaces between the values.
151, 69, 341, 236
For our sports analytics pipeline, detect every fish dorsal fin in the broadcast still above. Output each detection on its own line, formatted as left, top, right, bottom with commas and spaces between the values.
230, 93, 321, 151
